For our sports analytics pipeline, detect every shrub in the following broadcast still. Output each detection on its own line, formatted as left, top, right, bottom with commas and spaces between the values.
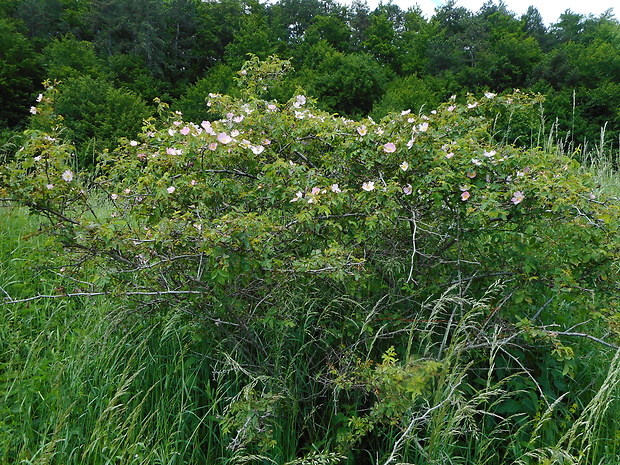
2, 56, 620, 462
36, 76, 153, 167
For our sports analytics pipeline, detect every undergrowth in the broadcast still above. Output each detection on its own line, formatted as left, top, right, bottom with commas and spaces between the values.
2, 205, 620, 464
1, 207, 220, 464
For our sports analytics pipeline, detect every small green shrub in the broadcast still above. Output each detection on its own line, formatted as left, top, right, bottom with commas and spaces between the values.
29, 77, 153, 167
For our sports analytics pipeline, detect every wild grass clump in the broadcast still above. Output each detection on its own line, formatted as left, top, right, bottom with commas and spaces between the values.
1, 208, 223, 464
580, 129, 620, 198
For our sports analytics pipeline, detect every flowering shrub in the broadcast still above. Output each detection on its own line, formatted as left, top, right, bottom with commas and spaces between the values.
2, 58, 619, 333
3, 56, 620, 461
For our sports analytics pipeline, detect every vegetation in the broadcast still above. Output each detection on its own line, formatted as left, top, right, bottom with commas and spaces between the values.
1, 0, 619, 159
2, 0, 620, 462
2, 54, 620, 464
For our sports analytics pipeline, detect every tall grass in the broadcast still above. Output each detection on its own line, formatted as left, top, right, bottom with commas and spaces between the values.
0, 207, 222, 464
580, 126, 620, 198
2, 199, 620, 464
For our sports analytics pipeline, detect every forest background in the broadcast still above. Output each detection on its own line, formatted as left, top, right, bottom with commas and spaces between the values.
1, 0, 619, 160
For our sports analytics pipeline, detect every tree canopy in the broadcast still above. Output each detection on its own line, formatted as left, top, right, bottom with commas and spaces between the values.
0, 0, 619, 158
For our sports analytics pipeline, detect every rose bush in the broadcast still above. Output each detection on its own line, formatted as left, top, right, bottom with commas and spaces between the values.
2, 55, 620, 461
4, 59, 617, 326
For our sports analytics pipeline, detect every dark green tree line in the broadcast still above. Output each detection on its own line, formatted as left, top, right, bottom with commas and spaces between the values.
1, 0, 619, 157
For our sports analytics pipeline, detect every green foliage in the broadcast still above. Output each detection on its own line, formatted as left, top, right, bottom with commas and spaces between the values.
398, 7, 434, 75
370, 74, 441, 120
50, 76, 153, 164
224, 5, 276, 71
362, 12, 399, 68
5, 57, 619, 336
107, 53, 169, 102
1, 1, 620, 459
0, 17, 41, 127
15, 0, 65, 42
1, 0, 620, 152
193, 0, 244, 69
174, 64, 239, 122
303, 14, 351, 53
42, 36, 110, 82
0, 128, 22, 162
3, 54, 620, 465
532, 34, 620, 146
304, 51, 388, 117
331, 346, 442, 449
89, 0, 167, 74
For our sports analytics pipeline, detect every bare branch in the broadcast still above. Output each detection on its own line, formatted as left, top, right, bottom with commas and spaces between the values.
25, 202, 80, 225
2, 289, 207, 305
543, 330, 618, 350
202, 168, 258, 179
293, 150, 317, 169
